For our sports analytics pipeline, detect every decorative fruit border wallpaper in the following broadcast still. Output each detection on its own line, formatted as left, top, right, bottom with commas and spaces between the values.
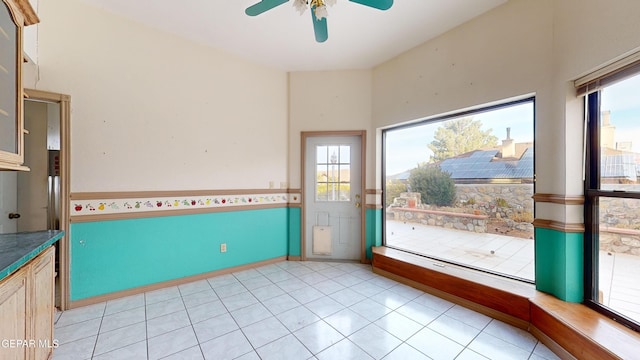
71, 192, 300, 216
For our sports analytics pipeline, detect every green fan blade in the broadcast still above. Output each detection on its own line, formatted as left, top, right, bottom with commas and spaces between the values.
245, 0, 289, 16
311, 7, 328, 43
349, 0, 393, 10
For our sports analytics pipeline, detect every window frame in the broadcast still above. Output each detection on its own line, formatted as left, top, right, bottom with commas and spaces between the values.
584, 90, 640, 332
381, 96, 536, 283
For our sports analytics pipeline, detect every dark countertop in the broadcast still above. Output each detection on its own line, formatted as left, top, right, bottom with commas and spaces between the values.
0, 230, 64, 281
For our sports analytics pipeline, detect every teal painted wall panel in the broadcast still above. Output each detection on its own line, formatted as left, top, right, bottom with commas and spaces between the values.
70, 208, 288, 301
564, 232, 584, 302
288, 207, 301, 257
535, 227, 584, 302
366, 208, 382, 260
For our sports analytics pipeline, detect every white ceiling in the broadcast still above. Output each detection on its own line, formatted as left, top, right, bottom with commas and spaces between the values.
80, 0, 506, 72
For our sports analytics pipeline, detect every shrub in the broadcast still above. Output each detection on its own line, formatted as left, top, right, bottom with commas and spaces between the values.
463, 198, 476, 206
509, 210, 534, 223
495, 197, 510, 208
408, 165, 456, 206
385, 180, 407, 206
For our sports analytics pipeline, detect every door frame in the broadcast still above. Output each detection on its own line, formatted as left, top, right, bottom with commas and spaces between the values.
300, 130, 367, 263
25, 89, 71, 310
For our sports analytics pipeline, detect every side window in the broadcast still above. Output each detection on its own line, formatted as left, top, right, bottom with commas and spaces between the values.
585, 73, 640, 332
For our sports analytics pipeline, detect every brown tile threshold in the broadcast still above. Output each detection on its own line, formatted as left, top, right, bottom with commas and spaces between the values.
372, 246, 640, 360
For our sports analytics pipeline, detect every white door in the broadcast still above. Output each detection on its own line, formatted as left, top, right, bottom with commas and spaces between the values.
304, 135, 362, 261
0, 172, 18, 233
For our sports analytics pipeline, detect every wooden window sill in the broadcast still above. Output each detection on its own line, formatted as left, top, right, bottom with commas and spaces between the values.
372, 246, 639, 360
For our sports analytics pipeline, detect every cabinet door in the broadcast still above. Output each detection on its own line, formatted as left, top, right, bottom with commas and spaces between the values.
31, 247, 55, 360
0, 0, 25, 169
0, 269, 29, 360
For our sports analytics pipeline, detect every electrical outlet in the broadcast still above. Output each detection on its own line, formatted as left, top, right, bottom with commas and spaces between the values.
220, 243, 227, 253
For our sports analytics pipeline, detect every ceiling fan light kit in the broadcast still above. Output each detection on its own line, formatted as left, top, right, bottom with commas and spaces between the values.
245, 0, 393, 43
293, 0, 334, 19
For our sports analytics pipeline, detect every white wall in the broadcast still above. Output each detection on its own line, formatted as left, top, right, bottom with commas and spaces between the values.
27, 0, 640, 218
549, 0, 640, 223
34, 0, 288, 192
22, 0, 38, 63
372, 0, 640, 223
373, 0, 553, 188
288, 70, 374, 189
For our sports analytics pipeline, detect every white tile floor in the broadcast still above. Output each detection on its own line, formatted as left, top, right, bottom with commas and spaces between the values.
52, 261, 560, 360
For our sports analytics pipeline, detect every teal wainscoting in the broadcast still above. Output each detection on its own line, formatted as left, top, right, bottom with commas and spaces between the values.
366, 208, 383, 260
70, 208, 288, 301
288, 207, 301, 257
535, 227, 584, 302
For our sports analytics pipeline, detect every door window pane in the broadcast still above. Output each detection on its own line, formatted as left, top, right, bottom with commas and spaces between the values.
316, 144, 351, 202
339, 146, 351, 164
316, 146, 328, 163
316, 183, 328, 201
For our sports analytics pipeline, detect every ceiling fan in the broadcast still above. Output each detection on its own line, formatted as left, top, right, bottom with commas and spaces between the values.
245, 0, 393, 43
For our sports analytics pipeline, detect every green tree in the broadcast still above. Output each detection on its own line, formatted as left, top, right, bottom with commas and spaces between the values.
409, 166, 456, 206
428, 118, 498, 162
385, 180, 407, 206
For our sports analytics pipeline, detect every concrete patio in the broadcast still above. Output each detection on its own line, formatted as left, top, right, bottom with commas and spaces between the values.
385, 220, 640, 323
386, 220, 535, 281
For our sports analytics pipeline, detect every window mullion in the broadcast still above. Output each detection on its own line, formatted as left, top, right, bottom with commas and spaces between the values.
584, 91, 600, 304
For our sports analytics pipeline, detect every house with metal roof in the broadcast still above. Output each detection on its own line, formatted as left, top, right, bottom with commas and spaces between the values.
389, 129, 534, 184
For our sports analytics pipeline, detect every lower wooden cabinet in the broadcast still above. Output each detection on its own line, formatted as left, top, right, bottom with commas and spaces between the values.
0, 267, 29, 360
0, 246, 55, 360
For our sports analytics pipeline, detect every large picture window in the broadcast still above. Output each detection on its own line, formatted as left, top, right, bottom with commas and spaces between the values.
585, 72, 640, 331
383, 98, 535, 282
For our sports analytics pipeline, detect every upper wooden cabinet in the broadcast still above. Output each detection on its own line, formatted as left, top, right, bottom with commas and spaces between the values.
0, 0, 38, 171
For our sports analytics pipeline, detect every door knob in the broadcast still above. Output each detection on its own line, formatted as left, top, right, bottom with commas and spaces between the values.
8, 213, 21, 219
355, 202, 361, 208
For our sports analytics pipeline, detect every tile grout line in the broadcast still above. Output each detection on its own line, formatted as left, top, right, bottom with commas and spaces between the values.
90, 303, 105, 360
229, 270, 266, 358
177, 280, 206, 360
144, 292, 150, 360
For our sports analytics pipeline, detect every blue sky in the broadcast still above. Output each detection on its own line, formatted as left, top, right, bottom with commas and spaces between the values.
601, 73, 640, 152
385, 101, 534, 175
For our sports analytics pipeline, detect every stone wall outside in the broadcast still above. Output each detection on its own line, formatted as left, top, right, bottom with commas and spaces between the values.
599, 191, 640, 255
387, 184, 640, 255
386, 184, 533, 234
388, 207, 489, 233
456, 183, 533, 216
